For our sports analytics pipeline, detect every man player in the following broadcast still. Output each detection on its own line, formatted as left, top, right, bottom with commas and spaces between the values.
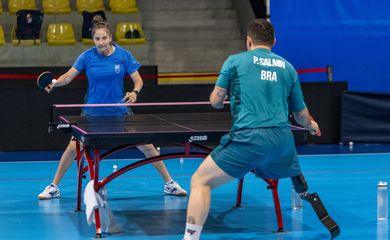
183, 19, 326, 240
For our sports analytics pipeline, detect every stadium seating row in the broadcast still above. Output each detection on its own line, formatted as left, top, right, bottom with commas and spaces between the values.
0, 25, 3, 45
0, 22, 145, 46
0, 0, 138, 15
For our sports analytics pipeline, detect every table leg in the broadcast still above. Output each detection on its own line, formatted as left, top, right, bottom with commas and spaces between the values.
236, 177, 244, 207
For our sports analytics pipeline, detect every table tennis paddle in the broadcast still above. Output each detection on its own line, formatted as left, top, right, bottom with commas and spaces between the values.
37, 71, 57, 90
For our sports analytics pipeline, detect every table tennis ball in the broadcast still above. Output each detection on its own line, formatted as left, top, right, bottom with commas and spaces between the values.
156, 147, 161, 154
113, 164, 118, 172
348, 141, 354, 146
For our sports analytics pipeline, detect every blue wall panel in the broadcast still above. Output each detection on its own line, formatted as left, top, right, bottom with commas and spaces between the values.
271, 1, 390, 93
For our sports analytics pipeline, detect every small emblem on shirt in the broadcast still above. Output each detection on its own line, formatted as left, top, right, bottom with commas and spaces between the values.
115, 64, 120, 73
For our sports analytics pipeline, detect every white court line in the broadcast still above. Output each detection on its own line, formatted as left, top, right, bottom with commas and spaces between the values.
0, 158, 198, 164
298, 152, 390, 157
0, 158, 144, 164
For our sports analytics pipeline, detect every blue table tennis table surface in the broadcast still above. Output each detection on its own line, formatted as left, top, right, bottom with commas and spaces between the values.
58, 112, 307, 147
58, 112, 232, 146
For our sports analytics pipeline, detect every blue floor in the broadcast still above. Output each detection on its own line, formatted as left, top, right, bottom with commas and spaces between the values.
0, 144, 390, 239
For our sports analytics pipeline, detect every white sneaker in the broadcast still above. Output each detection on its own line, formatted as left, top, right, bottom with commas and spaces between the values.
38, 183, 60, 200
164, 180, 187, 196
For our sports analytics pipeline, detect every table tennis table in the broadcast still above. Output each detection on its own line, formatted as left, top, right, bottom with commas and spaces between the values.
56, 111, 298, 237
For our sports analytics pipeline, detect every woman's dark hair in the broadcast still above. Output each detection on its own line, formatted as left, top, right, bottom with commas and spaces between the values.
92, 15, 112, 37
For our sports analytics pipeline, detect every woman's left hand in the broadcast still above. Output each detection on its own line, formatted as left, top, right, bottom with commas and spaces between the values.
122, 91, 137, 103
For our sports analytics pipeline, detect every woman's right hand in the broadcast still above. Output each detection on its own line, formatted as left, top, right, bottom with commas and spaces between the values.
45, 79, 57, 93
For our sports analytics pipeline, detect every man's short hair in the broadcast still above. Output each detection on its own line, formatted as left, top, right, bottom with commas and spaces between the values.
247, 19, 275, 47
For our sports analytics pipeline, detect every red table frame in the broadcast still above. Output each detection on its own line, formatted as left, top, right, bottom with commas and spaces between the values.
74, 140, 284, 237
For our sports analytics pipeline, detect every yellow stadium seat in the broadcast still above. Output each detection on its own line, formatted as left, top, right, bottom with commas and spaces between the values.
43, 0, 71, 14
76, 0, 104, 13
115, 22, 145, 45
9, 0, 37, 14
0, 25, 5, 45
109, 0, 138, 13
11, 24, 41, 46
47, 23, 76, 45
82, 38, 94, 45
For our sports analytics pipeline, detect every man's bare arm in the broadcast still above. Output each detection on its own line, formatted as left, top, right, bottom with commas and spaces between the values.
210, 86, 227, 109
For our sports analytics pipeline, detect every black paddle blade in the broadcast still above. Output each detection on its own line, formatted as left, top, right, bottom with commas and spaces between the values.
37, 71, 54, 89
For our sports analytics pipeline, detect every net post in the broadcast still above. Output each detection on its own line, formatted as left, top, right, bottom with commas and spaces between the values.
326, 65, 333, 82
48, 105, 54, 133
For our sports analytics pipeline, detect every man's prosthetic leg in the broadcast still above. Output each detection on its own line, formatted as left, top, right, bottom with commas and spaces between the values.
291, 174, 340, 239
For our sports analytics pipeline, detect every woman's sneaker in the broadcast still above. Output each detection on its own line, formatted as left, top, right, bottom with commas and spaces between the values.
164, 180, 187, 196
38, 183, 60, 200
